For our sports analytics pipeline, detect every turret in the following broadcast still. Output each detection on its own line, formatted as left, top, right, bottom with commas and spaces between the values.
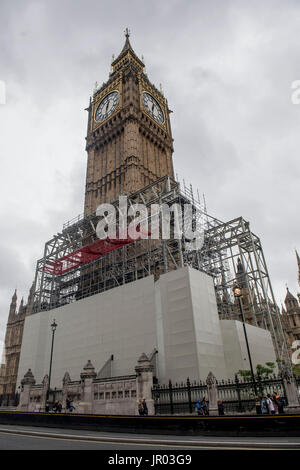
284, 287, 299, 311
18, 297, 24, 315
9, 289, 17, 319
236, 258, 248, 288
25, 282, 35, 315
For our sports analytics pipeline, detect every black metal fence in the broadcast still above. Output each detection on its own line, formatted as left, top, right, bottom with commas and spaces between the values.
0, 393, 19, 408
152, 375, 290, 415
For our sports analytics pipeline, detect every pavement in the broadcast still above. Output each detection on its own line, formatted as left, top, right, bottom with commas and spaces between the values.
0, 424, 300, 450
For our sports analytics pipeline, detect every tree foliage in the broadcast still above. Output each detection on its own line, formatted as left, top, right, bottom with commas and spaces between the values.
238, 362, 276, 380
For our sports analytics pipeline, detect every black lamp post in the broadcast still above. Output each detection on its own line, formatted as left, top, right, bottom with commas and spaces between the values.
233, 283, 257, 396
47, 319, 57, 401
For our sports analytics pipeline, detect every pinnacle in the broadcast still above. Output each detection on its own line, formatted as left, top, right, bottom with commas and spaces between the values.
112, 29, 144, 68
285, 286, 297, 303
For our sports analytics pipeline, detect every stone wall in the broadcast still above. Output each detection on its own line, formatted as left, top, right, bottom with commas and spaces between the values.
18, 354, 154, 416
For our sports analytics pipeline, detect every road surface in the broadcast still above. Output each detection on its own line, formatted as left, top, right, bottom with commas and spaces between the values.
0, 425, 299, 450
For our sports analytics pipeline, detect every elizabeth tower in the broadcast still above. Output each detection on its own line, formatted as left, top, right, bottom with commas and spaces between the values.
84, 30, 174, 215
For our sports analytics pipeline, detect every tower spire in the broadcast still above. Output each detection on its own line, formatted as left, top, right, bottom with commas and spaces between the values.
9, 289, 17, 318
120, 27, 132, 55
296, 249, 300, 288
111, 29, 144, 73
18, 297, 24, 315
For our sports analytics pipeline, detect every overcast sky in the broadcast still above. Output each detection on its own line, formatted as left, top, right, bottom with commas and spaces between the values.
0, 0, 299, 350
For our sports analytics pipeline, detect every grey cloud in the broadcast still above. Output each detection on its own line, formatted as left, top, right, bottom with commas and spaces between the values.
0, 0, 299, 346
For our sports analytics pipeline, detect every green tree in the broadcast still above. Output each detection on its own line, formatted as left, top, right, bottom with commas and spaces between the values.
238, 362, 276, 380
292, 364, 300, 377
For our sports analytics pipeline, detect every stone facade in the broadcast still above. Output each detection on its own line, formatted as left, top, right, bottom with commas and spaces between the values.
0, 284, 34, 395
16, 267, 277, 389
18, 354, 154, 415
281, 288, 300, 353
280, 251, 300, 357
84, 32, 174, 215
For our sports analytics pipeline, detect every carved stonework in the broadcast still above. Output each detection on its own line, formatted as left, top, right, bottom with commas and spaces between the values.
63, 371, 71, 386
80, 360, 97, 380
206, 372, 218, 416
21, 369, 36, 386
84, 32, 174, 216
42, 374, 49, 387
206, 371, 217, 388
135, 353, 153, 374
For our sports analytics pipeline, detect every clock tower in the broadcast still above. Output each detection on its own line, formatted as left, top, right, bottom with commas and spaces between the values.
84, 29, 174, 216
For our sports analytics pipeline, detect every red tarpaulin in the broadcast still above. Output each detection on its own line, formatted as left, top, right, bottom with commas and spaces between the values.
43, 232, 147, 276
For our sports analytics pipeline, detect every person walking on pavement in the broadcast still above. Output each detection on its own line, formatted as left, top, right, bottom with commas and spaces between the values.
66, 397, 75, 413
256, 396, 262, 415
260, 396, 268, 414
217, 400, 224, 416
138, 399, 144, 416
271, 392, 279, 414
142, 398, 148, 416
266, 394, 275, 415
274, 392, 285, 414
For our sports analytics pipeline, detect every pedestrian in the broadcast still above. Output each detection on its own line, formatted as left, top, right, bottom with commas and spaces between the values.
45, 401, 50, 413
66, 397, 70, 411
260, 396, 268, 414
66, 397, 75, 412
142, 398, 148, 416
52, 400, 59, 413
266, 394, 275, 415
196, 398, 203, 415
57, 401, 62, 413
274, 392, 284, 414
138, 399, 144, 416
271, 392, 279, 414
201, 397, 209, 416
255, 396, 262, 415
217, 400, 224, 416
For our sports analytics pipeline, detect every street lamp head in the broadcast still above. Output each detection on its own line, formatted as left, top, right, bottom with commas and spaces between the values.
233, 282, 242, 297
51, 319, 57, 332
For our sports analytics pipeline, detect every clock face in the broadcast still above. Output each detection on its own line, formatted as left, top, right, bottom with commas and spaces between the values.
142, 92, 164, 124
95, 91, 119, 122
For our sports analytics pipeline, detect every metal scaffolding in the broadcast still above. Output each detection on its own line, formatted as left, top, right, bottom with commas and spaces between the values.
31, 175, 290, 366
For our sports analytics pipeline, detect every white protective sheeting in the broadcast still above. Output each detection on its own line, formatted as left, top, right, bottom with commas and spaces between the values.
17, 267, 277, 388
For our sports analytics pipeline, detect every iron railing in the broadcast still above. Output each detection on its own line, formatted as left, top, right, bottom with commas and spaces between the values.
152, 375, 289, 415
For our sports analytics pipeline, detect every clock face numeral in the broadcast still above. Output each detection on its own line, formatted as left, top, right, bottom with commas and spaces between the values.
142, 92, 164, 124
95, 91, 119, 122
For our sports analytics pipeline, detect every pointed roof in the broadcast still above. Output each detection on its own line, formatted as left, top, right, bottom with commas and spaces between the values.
9, 289, 17, 317
236, 258, 247, 288
285, 287, 298, 303
11, 289, 17, 303
121, 27, 132, 54
111, 28, 144, 69
17, 297, 25, 315
80, 360, 96, 380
